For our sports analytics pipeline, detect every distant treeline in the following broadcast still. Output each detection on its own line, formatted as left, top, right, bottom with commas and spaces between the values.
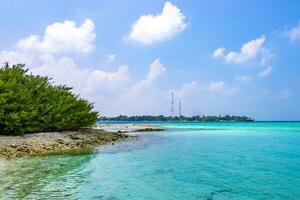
98, 115, 254, 122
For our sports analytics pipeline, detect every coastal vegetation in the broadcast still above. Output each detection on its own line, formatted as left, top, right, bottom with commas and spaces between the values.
0, 63, 98, 136
98, 115, 254, 122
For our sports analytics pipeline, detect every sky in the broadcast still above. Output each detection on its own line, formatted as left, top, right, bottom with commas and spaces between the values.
1, 0, 300, 120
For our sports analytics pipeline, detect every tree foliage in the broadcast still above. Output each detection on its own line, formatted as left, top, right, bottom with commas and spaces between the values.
0, 63, 98, 135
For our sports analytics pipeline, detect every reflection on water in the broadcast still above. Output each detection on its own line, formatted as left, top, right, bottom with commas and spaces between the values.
0, 154, 94, 199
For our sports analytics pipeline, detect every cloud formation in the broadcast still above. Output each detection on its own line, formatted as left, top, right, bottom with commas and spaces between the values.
173, 81, 199, 98
147, 58, 166, 80
0, 50, 33, 65
105, 54, 116, 64
17, 19, 96, 54
172, 80, 237, 99
204, 81, 238, 96
206, 81, 225, 91
127, 1, 186, 45
285, 23, 300, 41
30, 55, 129, 96
0, 17, 171, 116
235, 75, 252, 82
213, 35, 270, 65
131, 59, 166, 93
0, 17, 244, 116
258, 66, 272, 77
86, 65, 129, 93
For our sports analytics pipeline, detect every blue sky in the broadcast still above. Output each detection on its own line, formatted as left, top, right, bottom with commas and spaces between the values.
1, 0, 300, 120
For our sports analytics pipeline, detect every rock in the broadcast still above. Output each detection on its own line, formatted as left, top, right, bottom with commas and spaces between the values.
133, 128, 164, 132
55, 139, 65, 144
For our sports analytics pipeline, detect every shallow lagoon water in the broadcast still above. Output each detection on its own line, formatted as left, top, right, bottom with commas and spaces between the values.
1, 122, 300, 199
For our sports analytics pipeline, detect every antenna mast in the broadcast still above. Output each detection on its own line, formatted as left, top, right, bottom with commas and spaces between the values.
171, 92, 175, 116
179, 100, 182, 116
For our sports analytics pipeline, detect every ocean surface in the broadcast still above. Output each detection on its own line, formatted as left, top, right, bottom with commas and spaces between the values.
1, 122, 300, 200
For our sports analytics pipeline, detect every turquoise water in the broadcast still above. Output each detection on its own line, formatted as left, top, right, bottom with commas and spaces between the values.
1, 122, 300, 199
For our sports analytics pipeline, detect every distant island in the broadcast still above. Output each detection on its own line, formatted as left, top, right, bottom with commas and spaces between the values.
98, 115, 254, 122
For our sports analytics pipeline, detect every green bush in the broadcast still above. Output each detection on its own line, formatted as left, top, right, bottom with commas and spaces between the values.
0, 63, 98, 135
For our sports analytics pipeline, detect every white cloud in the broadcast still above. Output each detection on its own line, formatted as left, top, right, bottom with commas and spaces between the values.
173, 81, 199, 98
91, 65, 128, 82
17, 19, 96, 54
172, 81, 238, 97
131, 58, 166, 93
0, 17, 249, 116
0, 50, 33, 66
0, 19, 175, 116
31, 55, 129, 95
206, 81, 225, 91
258, 66, 272, 77
212, 47, 226, 58
127, 1, 186, 45
213, 35, 270, 64
105, 54, 116, 64
285, 23, 300, 41
279, 89, 292, 99
31, 55, 87, 92
106, 59, 168, 116
85, 65, 129, 93
235, 75, 252, 82
203, 81, 238, 96
147, 58, 166, 80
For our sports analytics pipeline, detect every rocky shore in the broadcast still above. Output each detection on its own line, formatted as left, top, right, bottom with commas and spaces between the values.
94, 124, 164, 132
0, 124, 165, 159
0, 129, 135, 159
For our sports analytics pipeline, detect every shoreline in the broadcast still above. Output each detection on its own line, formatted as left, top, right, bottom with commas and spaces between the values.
0, 129, 135, 159
0, 125, 164, 159
94, 124, 164, 132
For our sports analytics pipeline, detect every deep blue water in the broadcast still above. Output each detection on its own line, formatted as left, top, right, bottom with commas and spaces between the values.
1, 122, 300, 199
